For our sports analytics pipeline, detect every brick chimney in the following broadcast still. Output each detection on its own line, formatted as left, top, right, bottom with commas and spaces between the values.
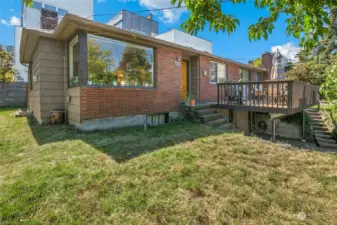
262, 52, 273, 80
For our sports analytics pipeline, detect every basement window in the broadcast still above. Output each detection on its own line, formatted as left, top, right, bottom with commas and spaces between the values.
147, 113, 169, 126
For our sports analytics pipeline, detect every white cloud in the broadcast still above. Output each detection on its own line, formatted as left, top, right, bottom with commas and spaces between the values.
9, 9, 15, 12
1, 16, 20, 26
121, 0, 186, 24
271, 42, 301, 62
97, 0, 106, 3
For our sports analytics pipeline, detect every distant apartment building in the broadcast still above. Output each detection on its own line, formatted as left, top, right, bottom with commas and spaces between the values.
14, 0, 94, 82
155, 29, 212, 54
107, 10, 212, 54
259, 50, 291, 80
106, 10, 159, 37
6, 46, 14, 55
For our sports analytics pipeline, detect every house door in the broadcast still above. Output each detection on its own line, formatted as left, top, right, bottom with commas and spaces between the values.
181, 60, 188, 101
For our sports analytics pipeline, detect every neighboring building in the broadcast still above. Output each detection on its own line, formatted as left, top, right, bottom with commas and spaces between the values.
259, 49, 291, 80
106, 10, 211, 54
106, 10, 159, 37
6, 46, 14, 55
156, 29, 212, 54
14, 0, 94, 82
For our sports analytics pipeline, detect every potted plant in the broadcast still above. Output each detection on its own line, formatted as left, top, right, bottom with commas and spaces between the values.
186, 94, 196, 106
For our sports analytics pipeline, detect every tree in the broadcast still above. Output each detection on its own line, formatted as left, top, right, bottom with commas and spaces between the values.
118, 47, 152, 86
0, 45, 15, 83
285, 7, 337, 85
22, 0, 33, 7
284, 62, 293, 72
251, 57, 262, 68
172, 0, 336, 49
87, 40, 115, 84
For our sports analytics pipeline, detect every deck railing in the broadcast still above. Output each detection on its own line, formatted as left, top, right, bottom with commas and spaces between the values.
217, 80, 319, 114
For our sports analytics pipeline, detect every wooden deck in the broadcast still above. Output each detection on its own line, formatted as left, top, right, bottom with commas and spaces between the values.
217, 80, 319, 114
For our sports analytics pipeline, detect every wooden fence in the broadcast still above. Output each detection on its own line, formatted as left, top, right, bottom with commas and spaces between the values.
0, 82, 27, 106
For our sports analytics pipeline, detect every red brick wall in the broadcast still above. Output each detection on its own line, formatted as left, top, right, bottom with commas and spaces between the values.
80, 47, 181, 120
227, 64, 240, 81
199, 56, 241, 102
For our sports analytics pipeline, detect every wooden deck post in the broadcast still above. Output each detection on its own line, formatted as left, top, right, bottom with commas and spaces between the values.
271, 120, 276, 142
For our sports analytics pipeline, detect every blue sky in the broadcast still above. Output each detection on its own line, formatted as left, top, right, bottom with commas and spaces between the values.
0, 0, 300, 63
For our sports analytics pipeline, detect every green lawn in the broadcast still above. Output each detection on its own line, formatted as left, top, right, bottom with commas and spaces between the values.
1, 107, 337, 224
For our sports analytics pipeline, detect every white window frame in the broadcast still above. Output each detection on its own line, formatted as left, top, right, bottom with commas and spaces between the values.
240, 69, 250, 81
210, 61, 227, 84
69, 35, 79, 85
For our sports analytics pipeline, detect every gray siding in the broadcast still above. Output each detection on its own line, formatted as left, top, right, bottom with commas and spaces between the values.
29, 37, 66, 124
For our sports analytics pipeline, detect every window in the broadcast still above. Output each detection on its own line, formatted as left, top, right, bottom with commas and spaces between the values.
240, 69, 249, 81
210, 62, 227, 83
58, 8, 68, 16
69, 35, 80, 86
87, 35, 154, 87
31, 1, 42, 10
256, 72, 262, 82
44, 4, 57, 12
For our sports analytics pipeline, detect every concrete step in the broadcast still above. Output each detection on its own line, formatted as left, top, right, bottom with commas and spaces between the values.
316, 137, 336, 144
312, 126, 329, 131
196, 108, 217, 116
312, 123, 326, 127
310, 115, 323, 119
315, 133, 333, 139
206, 118, 227, 126
307, 112, 321, 116
199, 113, 222, 123
193, 104, 214, 110
217, 123, 233, 129
315, 130, 332, 135
307, 108, 319, 112
311, 120, 325, 125
318, 142, 337, 150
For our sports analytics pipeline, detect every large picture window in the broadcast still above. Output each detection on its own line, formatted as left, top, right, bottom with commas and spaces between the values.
87, 35, 154, 88
210, 62, 227, 83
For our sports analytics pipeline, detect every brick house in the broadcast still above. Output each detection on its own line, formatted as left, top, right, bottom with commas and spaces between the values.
20, 14, 294, 131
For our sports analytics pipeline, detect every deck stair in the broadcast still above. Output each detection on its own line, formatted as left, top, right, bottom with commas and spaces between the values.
307, 108, 337, 150
193, 104, 233, 130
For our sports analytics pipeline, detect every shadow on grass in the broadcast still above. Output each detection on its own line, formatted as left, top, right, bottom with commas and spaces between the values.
27, 116, 225, 163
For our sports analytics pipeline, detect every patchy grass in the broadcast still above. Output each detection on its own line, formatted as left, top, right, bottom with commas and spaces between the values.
0, 107, 337, 224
